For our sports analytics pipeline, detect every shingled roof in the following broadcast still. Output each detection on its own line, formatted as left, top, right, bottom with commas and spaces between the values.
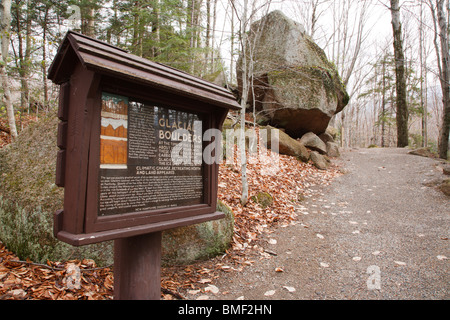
48, 30, 240, 111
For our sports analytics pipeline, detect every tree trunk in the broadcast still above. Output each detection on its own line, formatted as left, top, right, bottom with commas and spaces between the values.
0, 0, 18, 139
42, 6, 49, 110
239, 0, 249, 206
390, 0, 409, 147
436, 0, 449, 159
419, 0, 428, 147
381, 57, 386, 147
151, 0, 161, 57
14, 0, 29, 112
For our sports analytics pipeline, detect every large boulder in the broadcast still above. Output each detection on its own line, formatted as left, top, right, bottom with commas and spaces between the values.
237, 10, 349, 138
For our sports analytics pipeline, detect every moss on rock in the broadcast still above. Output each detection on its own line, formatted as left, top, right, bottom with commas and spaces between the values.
161, 200, 234, 266
254, 191, 274, 208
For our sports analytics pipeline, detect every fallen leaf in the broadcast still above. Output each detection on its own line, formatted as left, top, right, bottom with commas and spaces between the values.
10, 289, 27, 298
205, 284, 219, 294
283, 286, 296, 292
264, 290, 276, 296
198, 278, 212, 284
188, 289, 200, 295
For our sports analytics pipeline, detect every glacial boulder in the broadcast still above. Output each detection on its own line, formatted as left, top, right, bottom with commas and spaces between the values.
237, 10, 349, 138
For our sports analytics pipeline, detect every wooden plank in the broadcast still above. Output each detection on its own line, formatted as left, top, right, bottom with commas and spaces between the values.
56, 211, 225, 246
114, 232, 161, 300
69, 31, 234, 97
62, 65, 99, 234
58, 82, 70, 121
79, 52, 238, 110
57, 121, 68, 149
55, 149, 66, 187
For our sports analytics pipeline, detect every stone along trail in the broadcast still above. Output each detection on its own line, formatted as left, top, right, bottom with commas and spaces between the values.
212, 148, 449, 300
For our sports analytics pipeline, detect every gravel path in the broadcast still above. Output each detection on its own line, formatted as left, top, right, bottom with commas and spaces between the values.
211, 147, 449, 300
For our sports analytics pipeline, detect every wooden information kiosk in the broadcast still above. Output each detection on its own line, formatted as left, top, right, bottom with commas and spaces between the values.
48, 31, 240, 299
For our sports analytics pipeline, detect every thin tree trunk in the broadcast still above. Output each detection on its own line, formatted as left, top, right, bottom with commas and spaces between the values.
0, 0, 18, 139
381, 57, 386, 147
14, 1, 29, 111
211, 0, 218, 72
436, 0, 449, 159
205, 0, 211, 73
419, 0, 428, 147
390, 0, 409, 147
42, 6, 49, 111
151, 0, 160, 57
239, 0, 249, 206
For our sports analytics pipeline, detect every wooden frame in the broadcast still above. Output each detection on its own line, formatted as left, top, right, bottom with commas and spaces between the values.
49, 31, 239, 246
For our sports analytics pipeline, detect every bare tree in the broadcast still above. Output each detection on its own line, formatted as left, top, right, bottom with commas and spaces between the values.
390, 0, 409, 147
230, 0, 272, 205
321, 0, 372, 147
435, 0, 449, 158
419, 0, 428, 147
427, 0, 449, 158
0, 0, 18, 140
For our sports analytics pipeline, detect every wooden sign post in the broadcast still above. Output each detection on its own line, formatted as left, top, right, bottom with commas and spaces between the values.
48, 31, 240, 300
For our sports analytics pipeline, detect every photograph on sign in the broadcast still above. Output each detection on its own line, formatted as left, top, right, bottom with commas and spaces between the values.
98, 92, 204, 217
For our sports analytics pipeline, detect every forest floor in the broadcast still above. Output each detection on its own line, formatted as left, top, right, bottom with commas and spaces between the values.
0, 146, 448, 300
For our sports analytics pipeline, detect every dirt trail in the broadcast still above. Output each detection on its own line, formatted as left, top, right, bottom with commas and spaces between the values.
210, 147, 449, 300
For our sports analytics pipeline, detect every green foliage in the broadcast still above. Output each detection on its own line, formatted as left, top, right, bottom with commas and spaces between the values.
96, 0, 221, 77
0, 114, 113, 265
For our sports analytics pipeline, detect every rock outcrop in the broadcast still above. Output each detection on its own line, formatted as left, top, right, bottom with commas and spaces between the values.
237, 10, 349, 138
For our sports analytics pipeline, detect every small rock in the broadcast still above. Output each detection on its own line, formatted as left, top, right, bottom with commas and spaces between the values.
310, 151, 329, 170
300, 132, 327, 154
326, 141, 340, 157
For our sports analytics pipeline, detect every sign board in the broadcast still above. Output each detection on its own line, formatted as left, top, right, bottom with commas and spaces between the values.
48, 31, 240, 246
